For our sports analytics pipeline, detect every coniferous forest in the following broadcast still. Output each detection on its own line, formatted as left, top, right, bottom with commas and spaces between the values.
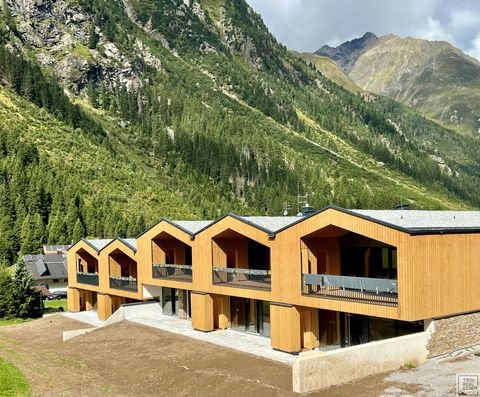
0, 0, 479, 266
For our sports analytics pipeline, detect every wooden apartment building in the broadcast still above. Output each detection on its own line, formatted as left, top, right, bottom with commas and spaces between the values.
67, 205, 480, 353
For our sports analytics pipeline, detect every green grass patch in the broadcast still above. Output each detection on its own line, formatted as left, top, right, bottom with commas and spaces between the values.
0, 356, 30, 397
0, 319, 30, 327
43, 299, 67, 314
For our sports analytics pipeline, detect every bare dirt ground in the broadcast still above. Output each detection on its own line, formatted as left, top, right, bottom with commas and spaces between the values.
0, 315, 478, 397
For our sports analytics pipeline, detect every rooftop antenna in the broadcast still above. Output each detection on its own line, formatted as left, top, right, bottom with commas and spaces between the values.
297, 192, 315, 216
282, 201, 291, 216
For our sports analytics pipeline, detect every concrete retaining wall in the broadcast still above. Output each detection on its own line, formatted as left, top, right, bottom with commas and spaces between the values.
293, 331, 431, 393
427, 311, 480, 358
63, 327, 96, 341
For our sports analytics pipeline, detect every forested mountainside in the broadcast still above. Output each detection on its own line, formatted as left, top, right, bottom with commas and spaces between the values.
316, 32, 480, 135
0, 0, 479, 265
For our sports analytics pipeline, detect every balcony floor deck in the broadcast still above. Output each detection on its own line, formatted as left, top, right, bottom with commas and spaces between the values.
153, 274, 192, 282
305, 287, 398, 306
214, 279, 271, 291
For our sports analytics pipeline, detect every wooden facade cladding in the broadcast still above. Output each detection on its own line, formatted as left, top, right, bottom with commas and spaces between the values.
67, 207, 480, 323
67, 240, 102, 293
137, 220, 196, 292
100, 240, 142, 300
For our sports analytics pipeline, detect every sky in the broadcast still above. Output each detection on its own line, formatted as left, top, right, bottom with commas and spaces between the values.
245, 0, 480, 59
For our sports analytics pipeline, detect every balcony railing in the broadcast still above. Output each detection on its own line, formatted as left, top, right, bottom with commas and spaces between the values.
152, 264, 192, 281
76, 272, 99, 286
213, 267, 271, 291
303, 274, 398, 306
109, 276, 138, 291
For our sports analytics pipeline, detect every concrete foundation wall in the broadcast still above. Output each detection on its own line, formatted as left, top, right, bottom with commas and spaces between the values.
123, 301, 163, 320
427, 311, 480, 358
293, 331, 431, 393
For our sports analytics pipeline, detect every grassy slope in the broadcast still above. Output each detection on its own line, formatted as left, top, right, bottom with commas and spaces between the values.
298, 52, 362, 93
0, 357, 30, 397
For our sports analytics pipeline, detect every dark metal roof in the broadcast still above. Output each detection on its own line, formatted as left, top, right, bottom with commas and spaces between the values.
23, 253, 68, 280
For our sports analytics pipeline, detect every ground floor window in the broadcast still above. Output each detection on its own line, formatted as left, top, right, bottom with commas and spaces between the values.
230, 298, 270, 337
161, 288, 191, 319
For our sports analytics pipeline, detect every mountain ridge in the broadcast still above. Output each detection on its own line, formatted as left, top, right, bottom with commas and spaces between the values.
315, 32, 480, 135
0, 0, 479, 265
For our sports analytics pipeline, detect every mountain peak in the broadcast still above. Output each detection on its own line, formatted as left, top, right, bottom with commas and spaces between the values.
315, 32, 378, 72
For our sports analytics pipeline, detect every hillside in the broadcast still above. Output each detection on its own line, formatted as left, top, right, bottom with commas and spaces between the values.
0, 0, 479, 264
296, 52, 361, 93
316, 33, 480, 135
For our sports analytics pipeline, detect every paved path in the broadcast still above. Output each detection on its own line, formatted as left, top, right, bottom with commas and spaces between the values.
131, 315, 296, 365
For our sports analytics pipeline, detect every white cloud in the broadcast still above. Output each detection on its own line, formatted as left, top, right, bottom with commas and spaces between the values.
417, 17, 454, 42
245, 0, 480, 60
466, 33, 480, 60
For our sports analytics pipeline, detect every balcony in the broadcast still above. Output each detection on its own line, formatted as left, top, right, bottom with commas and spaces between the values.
303, 274, 398, 306
213, 267, 271, 291
109, 276, 138, 291
76, 272, 99, 286
152, 264, 193, 282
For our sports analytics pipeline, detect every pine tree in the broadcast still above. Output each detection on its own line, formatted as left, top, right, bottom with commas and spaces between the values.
11, 261, 39, 318
88, 22, 99, 49
0, 268, 13, 318
72, 218, 85, 242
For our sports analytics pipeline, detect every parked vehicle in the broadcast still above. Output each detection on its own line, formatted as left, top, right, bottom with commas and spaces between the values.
45, 290, 67, 300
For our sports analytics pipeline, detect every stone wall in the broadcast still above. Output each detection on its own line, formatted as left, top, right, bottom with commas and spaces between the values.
427, 311, 480, 358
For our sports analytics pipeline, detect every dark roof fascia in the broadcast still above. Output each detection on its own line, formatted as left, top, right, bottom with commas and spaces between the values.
66, 239, 86, 252
193, 212, 276, 238
117, 237, 137, 253
135, 218, 198, 239
99, 237, 136, 255
407, 228, 480, 235
271, 205, 414, 236
80, 238, 103, 253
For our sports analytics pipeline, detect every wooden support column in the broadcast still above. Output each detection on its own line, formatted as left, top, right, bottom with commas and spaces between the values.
191, 291, 214, 332
67, 287, 80, 312
84, 290, 94, 311
97, 293, 113, 321
270, 303, 301, 353
214, 295, 231, 329
300, 307, 320, 349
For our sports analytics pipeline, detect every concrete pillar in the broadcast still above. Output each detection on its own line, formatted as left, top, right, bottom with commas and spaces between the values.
191, 291, 214, 332
67, 287, 80, 312
271, 303, 301, 353
97, 293, 113, 321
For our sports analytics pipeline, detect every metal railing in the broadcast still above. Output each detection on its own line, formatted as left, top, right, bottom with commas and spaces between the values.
76, 272, 99, 286
152, 264, 192, 281
213, 267, 271, 290
109, 276, 138, 291
303, 273, 398, 306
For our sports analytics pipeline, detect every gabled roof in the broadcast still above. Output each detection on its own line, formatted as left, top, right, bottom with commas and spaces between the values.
82, 239, 113, 253
137, 218, 214, 239
98, 237, 137, 254
351, 209, 480, 233
192, 212, 305, 238
273, 205, 480, 235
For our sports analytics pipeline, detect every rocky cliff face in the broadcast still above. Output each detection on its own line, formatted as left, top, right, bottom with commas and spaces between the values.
4, 0, 163, 94
315, 32, 377, 72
